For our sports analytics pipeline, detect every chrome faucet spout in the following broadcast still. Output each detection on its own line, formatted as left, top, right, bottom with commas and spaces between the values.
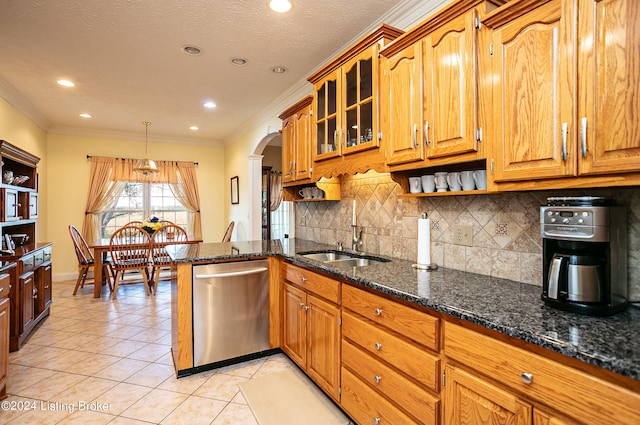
351, 225, 363, 252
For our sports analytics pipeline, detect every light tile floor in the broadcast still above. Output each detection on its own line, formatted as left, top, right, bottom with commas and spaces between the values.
2, 278, 296, 424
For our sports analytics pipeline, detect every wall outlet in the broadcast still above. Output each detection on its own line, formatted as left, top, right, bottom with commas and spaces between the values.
454, 224, 473, 246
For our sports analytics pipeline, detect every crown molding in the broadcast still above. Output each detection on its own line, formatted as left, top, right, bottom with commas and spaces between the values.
0, 75, 50, 131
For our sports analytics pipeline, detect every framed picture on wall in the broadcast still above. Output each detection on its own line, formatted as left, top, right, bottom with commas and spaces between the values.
231, 176, 239, 204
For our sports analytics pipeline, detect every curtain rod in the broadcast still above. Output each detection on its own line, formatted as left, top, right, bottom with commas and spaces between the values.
86, 155, 198, 165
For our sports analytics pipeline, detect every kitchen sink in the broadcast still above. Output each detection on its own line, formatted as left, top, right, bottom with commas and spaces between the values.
299, 251, 390, 267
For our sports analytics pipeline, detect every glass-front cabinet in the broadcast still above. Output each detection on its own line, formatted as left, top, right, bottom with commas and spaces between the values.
314, 69, 340, 159
309, 24, 403, 169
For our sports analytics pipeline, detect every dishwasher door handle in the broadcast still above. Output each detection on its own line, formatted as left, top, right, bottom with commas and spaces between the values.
195, 267, 268, 280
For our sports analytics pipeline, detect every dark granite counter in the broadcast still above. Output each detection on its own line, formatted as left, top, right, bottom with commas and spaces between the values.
167, 238, 640, 381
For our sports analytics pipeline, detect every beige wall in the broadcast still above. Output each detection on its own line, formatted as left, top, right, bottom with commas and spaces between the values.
46, 133, 225, 280
0, 97, 49, 243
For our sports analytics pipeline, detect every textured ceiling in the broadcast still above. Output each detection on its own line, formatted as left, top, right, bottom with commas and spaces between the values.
0, 0, 415, 145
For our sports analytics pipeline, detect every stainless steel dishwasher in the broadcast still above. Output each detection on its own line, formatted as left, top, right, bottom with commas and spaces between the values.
192, 259, 270, 367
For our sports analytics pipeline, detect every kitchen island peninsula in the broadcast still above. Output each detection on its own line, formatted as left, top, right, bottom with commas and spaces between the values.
167, 238, 640, 424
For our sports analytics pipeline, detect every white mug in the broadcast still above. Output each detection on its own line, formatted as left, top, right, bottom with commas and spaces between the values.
434, 172, 448, 192
298, 189, 306, 198
421, 175, 435, 193
460, 171, 475, 191
409, 177, 422, 193
474, 169, 487, 190
447, 172, 462, 192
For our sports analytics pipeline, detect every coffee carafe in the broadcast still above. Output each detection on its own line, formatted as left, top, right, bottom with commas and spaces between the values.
540, 196, 627, 316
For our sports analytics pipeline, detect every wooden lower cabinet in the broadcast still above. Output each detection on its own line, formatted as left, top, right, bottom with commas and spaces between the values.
0, 297, 8, 400
281, 264, 341, 402
443, 364, 531, 425
444, 321, 640, 425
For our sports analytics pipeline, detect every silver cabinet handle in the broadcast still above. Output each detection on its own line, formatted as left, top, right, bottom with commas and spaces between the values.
425, 121, 430, 146
374, 375, 382, 383
374, 417, 381, 425
521, 372, 533, 384
374, 308, 383, 316
300, 276, 307, 283
298, 302, 305, 308
303, 305, 309, 311
374, 342, 382, 351
580, 117, 587, 158
412, 124, 417, 148
561, 122, 568, 160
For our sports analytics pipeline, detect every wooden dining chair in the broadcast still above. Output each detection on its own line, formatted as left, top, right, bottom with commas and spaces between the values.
68, 224, 114, 295
222, 221, 234, 242
150, 224, 188, 295
108, 225, 152, 299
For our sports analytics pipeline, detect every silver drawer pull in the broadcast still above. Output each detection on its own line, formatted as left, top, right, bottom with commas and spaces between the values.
521, 372, 533, 384
374, 417, 381, 425
374, 375, 382, 384
374, 308, 383, 316
374, 342, 382, 351
300, 276, 307, 283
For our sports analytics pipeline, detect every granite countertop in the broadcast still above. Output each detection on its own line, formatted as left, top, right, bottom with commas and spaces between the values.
167, 238, 640, 381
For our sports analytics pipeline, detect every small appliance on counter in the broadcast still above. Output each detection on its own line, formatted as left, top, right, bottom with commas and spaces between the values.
540, 196, 627, 316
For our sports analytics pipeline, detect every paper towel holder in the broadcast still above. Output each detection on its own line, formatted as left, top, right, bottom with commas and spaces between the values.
413, 212, 438, 271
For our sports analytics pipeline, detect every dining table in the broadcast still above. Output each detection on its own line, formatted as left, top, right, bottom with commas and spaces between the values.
89, 234, 202, 298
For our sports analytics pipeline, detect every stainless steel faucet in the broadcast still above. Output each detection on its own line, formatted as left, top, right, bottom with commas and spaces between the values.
351, 225, 363, 252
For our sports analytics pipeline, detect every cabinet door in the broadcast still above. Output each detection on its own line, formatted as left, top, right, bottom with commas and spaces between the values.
578, 0, 640, 175
19, 272, 34, 332
383, 42, 425, 165
423, 9, 478, 159
28, 192, 38, 219
1, 189, 19, 221
342, 49, 379, 154
444, 365, 532, 425
294, 104, 312, 181
314, 69, 342, 160
0, 297, 8, 400
490, 0, 575, 181
35, 262, 52, 315
281, 115, 296, 183
282, 283, 307, 367
306, 294, 341, 401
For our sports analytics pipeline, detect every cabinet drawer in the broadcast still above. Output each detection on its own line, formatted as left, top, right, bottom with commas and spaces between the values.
342, 367, 421, 425
342, 283, 439, 351
34, 250, 44, 267
444, 321, 640, 425
20, 255, 35, 273
343, 339, 439, 423
343, 311, 439, 392
282, 262, 340, 304
0, 273, 10, 299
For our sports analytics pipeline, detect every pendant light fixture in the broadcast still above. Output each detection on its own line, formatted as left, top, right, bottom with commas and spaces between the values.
134, 121, 159, 175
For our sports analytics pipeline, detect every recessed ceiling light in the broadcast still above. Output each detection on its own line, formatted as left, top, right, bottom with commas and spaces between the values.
203, 101, 217, 109
271, 66, 288, 74
181, 45, 202, 55
269, 0, 291, 13
79, 113, 92, 118
189, 126, 199, 131
230, 57, 248, 66
57, 79, 75, 87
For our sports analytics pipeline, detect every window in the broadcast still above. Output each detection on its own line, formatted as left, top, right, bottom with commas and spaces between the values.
100, 182, 188, 238
270, 201, 291, 240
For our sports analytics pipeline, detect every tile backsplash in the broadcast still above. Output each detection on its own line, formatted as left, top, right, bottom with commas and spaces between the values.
295, 171, 640, 302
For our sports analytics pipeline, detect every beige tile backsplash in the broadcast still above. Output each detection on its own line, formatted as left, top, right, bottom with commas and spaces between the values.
295, 171, 640, 302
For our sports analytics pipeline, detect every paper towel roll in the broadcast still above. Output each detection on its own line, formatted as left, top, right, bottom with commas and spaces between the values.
417, 217, 431, 266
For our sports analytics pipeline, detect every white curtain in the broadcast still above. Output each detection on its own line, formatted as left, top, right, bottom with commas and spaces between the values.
269, 171, 282, 212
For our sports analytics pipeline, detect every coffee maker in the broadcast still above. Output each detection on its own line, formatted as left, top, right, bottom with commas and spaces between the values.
540, 196, 627, 316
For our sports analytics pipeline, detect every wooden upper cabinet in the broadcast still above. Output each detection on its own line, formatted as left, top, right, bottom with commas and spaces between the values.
308, 24, 403, 176
381, 42, 425, 166
578, 0, 640, 175
279, 96, 313, 184
313, 68, 342, 160
423, 9, 479, 160
487, 0, 576, 182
